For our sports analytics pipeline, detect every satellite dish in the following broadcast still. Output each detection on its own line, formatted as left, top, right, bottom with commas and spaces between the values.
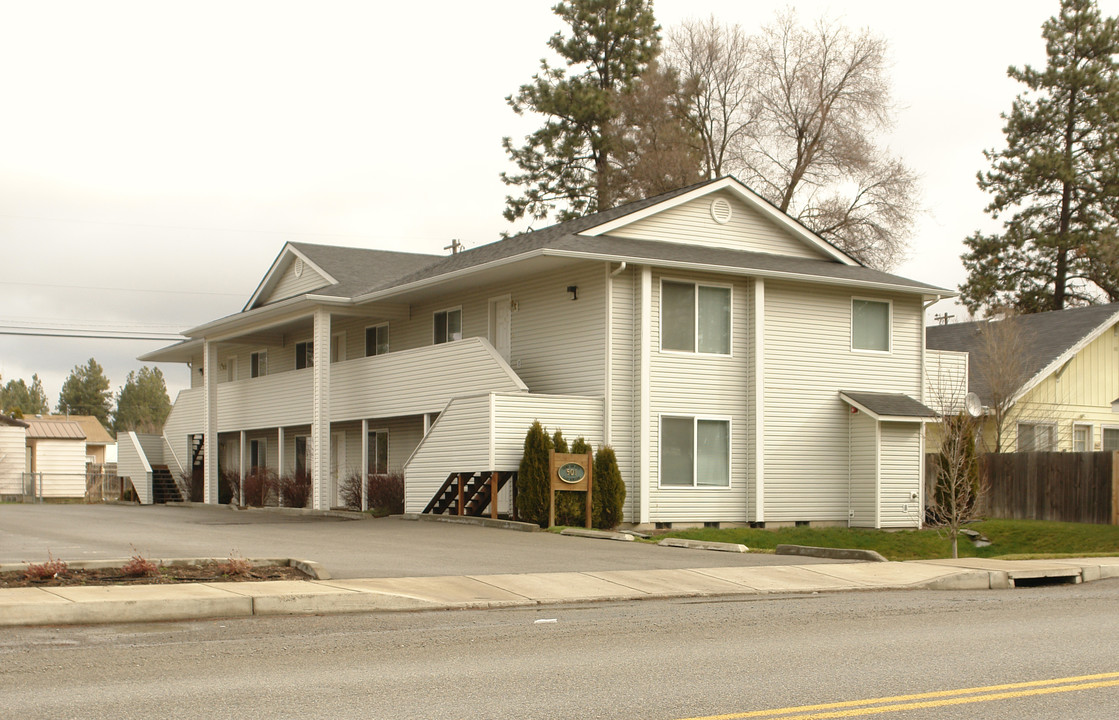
964, 392, 983, 418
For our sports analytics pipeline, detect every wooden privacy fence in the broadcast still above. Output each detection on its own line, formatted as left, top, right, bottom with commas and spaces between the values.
926, 451, 1119, 525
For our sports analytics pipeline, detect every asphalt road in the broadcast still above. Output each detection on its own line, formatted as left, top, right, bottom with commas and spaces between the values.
0, 504, 840, 578
2, 580, 1117, 719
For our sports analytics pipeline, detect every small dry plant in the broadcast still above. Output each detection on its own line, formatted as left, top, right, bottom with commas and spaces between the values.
120, 554, 160, 577
24, 552, 68, 581
217, 553, 253, 578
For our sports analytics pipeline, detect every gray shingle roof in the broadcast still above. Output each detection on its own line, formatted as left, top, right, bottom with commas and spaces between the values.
0, 415, 29, 428
840, 391, 937, 419
926, 303, 1119, 404
287, 243, 442, 299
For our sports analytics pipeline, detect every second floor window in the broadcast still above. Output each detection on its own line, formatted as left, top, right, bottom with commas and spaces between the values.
661, 280, 731, 354
250, 351, 267, 378
295, 341, 314, 370
434, 308, 462, 344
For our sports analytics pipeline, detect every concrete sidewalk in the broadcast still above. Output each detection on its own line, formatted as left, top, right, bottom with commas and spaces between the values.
3, 556, 1118, 627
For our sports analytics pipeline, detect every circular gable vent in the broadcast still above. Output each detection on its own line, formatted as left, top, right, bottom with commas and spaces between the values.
294, 258, 304, 277
710, 197, 732, 224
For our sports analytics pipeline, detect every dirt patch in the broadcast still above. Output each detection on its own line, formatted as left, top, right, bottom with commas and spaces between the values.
1, 561, 310, 588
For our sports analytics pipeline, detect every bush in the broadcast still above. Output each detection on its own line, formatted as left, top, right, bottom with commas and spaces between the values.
121, 554, 160, 577
592, 445, 625, 529
340, 472, 363, 510
516, 420, 553, 527
279, 471, 312, 508
216, 554, 253, 577
367, 473, 404, 516
242, 468, 278, 507
24, 553, 68, 581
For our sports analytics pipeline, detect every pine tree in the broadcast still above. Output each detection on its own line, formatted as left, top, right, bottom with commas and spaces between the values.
1, 374, 50, 416
501, 0, 665, 224
113, 366, 172, 435
516, 420, 554, 527
57, 358, 112, 430
961, 0, 1119, 315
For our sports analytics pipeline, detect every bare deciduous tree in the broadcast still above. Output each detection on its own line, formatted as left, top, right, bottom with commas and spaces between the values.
666, 17, 756, 178
664, 10, 918, 269
971, 311, 1035, 453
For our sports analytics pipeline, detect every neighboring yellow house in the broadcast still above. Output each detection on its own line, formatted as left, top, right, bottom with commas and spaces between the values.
927, 304, 1119, 453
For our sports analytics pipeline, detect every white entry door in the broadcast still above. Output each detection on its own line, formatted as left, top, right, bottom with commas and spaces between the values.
488, 295, 512, 362
330, 432, 346, 507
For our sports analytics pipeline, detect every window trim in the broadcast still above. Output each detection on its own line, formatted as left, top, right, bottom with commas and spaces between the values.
249, 350, 268, 378
295, 339, 314, 370
1073, 423, 1094, 452
364, 323, 389, 357
658, 277, 733, 356
367, 428, 389, 475
433, 307, 463, 345
1017, 421, 1058, 452
850, 297, 893, 354
657, 413, 733, 489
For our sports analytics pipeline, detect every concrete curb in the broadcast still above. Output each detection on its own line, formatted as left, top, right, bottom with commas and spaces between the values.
658, 538, 748, 553
560, 528, 635, 542
0, 557, 330, 580
399, 513, 540, 533
775, 544, 888, 562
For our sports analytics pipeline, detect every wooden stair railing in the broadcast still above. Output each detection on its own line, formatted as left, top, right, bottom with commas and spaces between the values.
422, 471, 518, 520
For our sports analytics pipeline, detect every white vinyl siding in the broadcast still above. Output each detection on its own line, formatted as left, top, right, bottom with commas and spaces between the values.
879, 423, 922, 528
603, 190, 829, 259
261, 257, 329, 305
0, 426, 25, 495
28, 440, 87, 497
116, 431, 154, 505
764, 281, 923, 522
848, 411, 876, 527
648, 270, 750, 522
162, 388, 204, 476
608, 265, 638, 522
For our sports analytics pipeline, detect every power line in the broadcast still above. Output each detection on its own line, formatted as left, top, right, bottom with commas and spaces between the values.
0, 279, 244, 297
0, 327, 184, 342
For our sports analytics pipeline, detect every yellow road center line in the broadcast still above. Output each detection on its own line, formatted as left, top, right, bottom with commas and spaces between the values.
677, 672, 1119, 720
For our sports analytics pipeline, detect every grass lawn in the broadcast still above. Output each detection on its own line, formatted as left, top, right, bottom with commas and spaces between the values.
657, 520, 1119, 561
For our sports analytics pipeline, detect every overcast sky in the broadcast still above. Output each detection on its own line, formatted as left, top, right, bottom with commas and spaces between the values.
1, 0, 1114, 407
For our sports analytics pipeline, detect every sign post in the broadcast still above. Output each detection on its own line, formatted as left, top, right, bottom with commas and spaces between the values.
548, 449, 593, 528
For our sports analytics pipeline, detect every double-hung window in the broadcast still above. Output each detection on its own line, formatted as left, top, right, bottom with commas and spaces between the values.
367, 430, 388, 475
250, 350, 267, 378
660, 415, 730, 487
661, 280, 731, 354
295, 341, 314, 370
1103, 428, 1119, 451
434, 308, 462, 344
1017, 422, 1056, 451
852, 299, 891, 352
365, 324, 389, 357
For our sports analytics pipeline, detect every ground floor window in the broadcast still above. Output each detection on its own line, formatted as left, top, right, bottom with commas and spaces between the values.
1104, 427, 1119, 451
368, 431, 388, 474
1017, 422, 1056, 451
660, 415, 730, 487
249, 439, 266, 472
1073, 424, 1093, 452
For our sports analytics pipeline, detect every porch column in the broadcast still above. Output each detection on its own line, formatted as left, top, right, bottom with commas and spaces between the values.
311, 308, 332, 509
361, 418, 369, 512
238, 430, 247, 507
203, 340, 219, 504
277, 427, 286, 503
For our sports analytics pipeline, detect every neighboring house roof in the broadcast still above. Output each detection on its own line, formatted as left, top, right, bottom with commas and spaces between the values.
0, 414, 29, 428
839, 391, 938, 422
926, 303, 1119, 406
25, 419, 86, 440
36, 415, 114, 445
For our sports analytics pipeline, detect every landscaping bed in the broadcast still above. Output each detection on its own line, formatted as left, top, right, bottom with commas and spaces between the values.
0, 558, 311, 589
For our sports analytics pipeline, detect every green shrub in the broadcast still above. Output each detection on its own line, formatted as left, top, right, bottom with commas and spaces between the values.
592, 445, 625, 529
552, 430, 568, 453
571, 437, 590, 454
516, 420, 553, 527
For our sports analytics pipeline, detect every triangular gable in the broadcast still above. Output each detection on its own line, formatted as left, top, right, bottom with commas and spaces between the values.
244, 243, 337, 311
579, 177, 856, 265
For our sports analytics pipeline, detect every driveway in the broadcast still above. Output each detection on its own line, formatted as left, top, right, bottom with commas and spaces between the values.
0, 504, 840, 579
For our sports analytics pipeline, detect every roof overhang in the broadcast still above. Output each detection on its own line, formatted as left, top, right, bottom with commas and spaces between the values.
578, 176, 859, 266
1010, 309, 1119, 406
839, 391, 938, 423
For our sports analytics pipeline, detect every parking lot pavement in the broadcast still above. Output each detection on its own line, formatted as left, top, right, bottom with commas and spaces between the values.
0, 503, 842, 579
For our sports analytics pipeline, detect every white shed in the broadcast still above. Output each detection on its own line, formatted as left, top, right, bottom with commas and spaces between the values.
0, 415, 30, 497
24, 419, 88, 498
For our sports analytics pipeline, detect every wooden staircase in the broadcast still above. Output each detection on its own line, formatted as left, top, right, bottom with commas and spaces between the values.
151, 464, 183, 504
423, 471, 517, 519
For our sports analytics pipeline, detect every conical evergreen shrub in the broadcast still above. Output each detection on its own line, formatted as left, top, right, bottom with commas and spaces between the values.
516, 420, 553, 527
592, 445, 625, 529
